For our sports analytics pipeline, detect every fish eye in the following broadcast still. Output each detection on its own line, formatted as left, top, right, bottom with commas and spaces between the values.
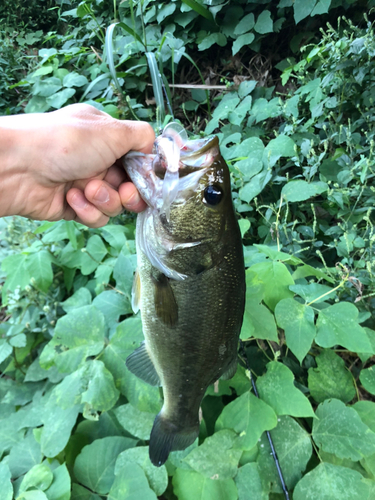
203, 185, 223, 206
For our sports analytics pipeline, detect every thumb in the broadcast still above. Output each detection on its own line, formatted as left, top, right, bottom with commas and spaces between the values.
111, 119, 156, 158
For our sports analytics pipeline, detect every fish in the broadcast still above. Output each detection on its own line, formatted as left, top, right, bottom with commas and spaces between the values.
123, 127, 245, 467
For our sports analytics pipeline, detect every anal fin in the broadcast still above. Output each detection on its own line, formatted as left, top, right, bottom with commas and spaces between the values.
126, 341, 161, 386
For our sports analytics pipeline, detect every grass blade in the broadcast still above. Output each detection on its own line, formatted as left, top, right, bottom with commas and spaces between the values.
146, 52, 165, 130
181, 0, 214, 21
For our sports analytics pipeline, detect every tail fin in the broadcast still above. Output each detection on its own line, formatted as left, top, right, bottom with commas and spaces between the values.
149, 412, 198, 467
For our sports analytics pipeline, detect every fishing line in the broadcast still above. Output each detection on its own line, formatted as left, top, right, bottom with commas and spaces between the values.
238, 340, 290, 500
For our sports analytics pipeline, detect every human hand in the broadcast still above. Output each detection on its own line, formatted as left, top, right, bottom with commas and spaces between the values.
0, 104, 155, 227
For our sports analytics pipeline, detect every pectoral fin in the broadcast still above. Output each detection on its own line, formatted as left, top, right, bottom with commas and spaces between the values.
126, 341, 161, 386
153, 273, 178, 327
131, 269, 141, 314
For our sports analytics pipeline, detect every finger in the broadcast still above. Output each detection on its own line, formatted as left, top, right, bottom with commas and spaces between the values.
66, 188, 110, 228
84, 179, 124, 217
112, 120, 155, 158
119, 182, 147, 212
103, 164, 127, 189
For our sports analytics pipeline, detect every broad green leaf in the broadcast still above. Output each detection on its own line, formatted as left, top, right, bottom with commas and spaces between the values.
17, 491, 48, 500
172, 468, 237, 500
215, 391, 277, 450
257, 416, 312, 491
71, 483, 102, 499
183, 429, 242, 479
281, 180, 328, 202
19, 463, 53, 494
61, 287, 92, 313
232, 33, 255, 55
263, 134, 295, 167
353, 401, 375, 433
102, 318, 163, 413
0, 413, 25, 455
359, 327, 375, 363
115, 446, 168, 496
289, 283, 335, 303
254, 10, 273, 34
33, 78, 62, 97
198, 32, 227, 51
292, 263, 335, 283
311, 0, 332, 16
238, 80, 257, 98
46, 88, 76, 109
77, 410, 131, 442
156, 3, 176, 23
25, 251, 53, 293
114, 404, 155, 440
316, 302, 372, 353
241, 299, 278, 341
313, 399, 375, 461
108, 462, 157, 500
251, 97, 281, 124
293, 0, 315, 24
0, 462, 13, 500
235, 462, 268, 500
275, 298, 316, 363
41, 403, 80, 457
360, 366, 375, 395
180, 0, 214, 21
250, 261, 294, 311
74, 436, 136, 495
92, 290, 132, 327
101, 225, 127, 251
2, 253, 31, 291
308, 349, 356, 403
294, 462, 372, 500
8, 432, 42, 478
81, 235, 107, 275
44, 463, 71, 500
257, 362, 315, 417
81, 360, 119, 413
63, 72, 88, 87
234, 13, 255, 35
226, 136, 264, 161
254, 244, 303, 265
0, 339, 12, 364
25, 95, 50, 113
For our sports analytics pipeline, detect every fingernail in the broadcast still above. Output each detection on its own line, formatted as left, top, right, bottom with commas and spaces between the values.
71, 192, 88, 209
94, 186, 110, 203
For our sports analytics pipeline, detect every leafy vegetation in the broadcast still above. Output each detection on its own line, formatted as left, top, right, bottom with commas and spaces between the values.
1, 0, 375, 499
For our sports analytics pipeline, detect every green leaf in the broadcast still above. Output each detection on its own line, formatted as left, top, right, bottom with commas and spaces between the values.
316, 303, 372, 353
234, 13, 255, 35
353, 401, 375, 433
8, 432, 42, 478
254, 10, 273, 34
41, 403, 80, 457
294, 462, 372, 500
2, 253, 31, 292
281, 180, 328, 202
172, 468, 237, 500
232, 33, 255, 55
17, 490, 49, 500
308, 349, 356, 403
115, 446, 168, 496
44, 463, 71, 500
198, 32, 227, 51
293, 0, 316, 24
33, 77, 62, 97
263, 135, 295, 167
74, 436, 136, 495
360, 366, 375, 395
0, 462, 13, 500
257, 362, 315, 417
0, 339, 13, 364
289, 283, 335, 303
215, 391, 277, 450
180, 0, 214, 21
313, 399, 375, 461
63, 72, 88, 87
311, 0, 332, 16
92, 290, 132, 327
46, 88, 76, 109
61, 287, 92, 313
156, 3, 176, 23
257, 416, 312, 491
19, 463, 53, 494
275, 298, 316, 363
241, 299, 278, 341
71, 483, 102, 499
114, 404, 155, 440
81, 235, 107, 275
108, 462, 157, 500
101, 225, 127, 251
238, 80, 257, 99
113, 251, 135, 295
235, 462, 268, 500
250, 261, 294, 311
183, 430, 242, 479
25, 96, 51, 114
251, 98, 281, 125
81, 360, 120, 413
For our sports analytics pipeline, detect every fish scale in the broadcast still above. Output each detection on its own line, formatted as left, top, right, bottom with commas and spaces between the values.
124, 131, 245, 466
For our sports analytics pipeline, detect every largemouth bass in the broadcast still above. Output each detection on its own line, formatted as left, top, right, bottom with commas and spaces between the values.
123, 127, 245, 467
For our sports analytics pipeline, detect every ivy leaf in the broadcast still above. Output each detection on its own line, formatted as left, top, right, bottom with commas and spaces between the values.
281, 180, 328, 202
215, 391, 277, 450
115, 446, 168, 496
114, 404, 155, 440
183, 430, 242, 479
294, 462, 372, 500
108, 462, 157, 500
308, 349, 356, 403
0, 462, 13, 500
249, 261, 294, 311
254, 10, 273, 34
293, 0, 316, 24
235, 462, 268, 500
312, 399, 375, 461
234, 13, 255, 35
198, 32, 227, 51
74, 436, 137, 495
360, 366, 375, 395
172, 469, 237, 500
316, 302, 372, 353
232, 33, 255, 56
257, 362, 315, 417
275, 298, 316, 363
311, 0, 332, 16
257, 416, 312, 491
